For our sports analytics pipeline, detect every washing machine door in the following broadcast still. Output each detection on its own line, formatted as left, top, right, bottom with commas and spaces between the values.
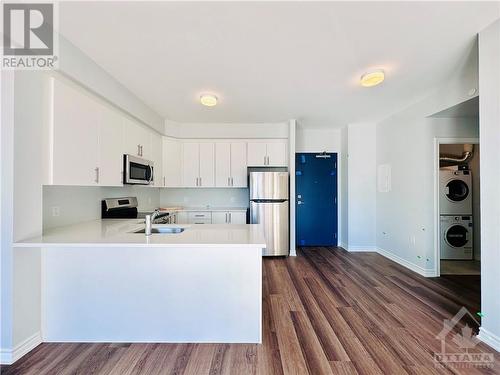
445, 224, 469, 248
445, 180, 469, 202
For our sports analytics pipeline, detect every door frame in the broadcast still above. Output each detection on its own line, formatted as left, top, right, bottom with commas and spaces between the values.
433, 137, 479, 277
295, 152, 339, 247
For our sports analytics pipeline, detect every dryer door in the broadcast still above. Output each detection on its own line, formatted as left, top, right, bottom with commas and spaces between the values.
445, 180, 470, 202
445, 224, 469, 248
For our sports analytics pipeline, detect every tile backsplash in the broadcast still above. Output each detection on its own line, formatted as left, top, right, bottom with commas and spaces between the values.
43, 185, 160, 230
43, 186, 249, 230
160, 188, 249, 208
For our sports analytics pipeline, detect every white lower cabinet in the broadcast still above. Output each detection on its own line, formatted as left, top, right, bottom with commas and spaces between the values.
188, 211, 212, 224
212, 211, 247, 224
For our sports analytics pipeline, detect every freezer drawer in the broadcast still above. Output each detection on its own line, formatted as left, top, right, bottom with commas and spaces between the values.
250, 201, 289, 256
249, 171, 289, 200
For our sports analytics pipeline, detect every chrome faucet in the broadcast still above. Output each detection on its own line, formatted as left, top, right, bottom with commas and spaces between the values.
145, 209, 161, 236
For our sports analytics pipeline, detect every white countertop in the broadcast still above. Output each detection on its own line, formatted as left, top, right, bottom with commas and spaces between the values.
14, 219, 266, 248
161, 207, 248, 212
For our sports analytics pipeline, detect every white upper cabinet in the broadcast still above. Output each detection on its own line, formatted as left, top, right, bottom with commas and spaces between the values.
215, 142, 247, 187
52, 78, 100, 186
230, 142, 248, 187
151, 133, 163, 187
215, 143, 231, 187
199, 143, 215, 187
97, 107, 123, 187
162, 137, 182, 187
266, 142, 287, 166
247, 142, 267, 167
123, 118, 152, 160
247, 141, 287, 167
182, 142, 215, 188
182, 142, 200, 187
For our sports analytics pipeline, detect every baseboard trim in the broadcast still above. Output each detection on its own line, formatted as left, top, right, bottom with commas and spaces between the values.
478, 327, 500, 352
376, 247, 437, 277
347, 246, 377, 252
0, 332, 42, 365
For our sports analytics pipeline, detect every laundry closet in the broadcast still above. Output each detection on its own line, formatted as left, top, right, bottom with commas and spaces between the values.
439, 143, 480, 275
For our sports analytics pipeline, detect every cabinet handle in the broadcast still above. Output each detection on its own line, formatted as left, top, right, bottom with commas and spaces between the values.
195, 177, 198, 187
199, 177, 202, 187
229, 212, 232, 223
225, 213, 228, 223
137, 145, 141, 156
231, 177, 234, 186
140, 145, 143, 156
163, 176, 166, 186
94, 167, 99, 184
228, 177, 230, 187
264, 156, 267, 165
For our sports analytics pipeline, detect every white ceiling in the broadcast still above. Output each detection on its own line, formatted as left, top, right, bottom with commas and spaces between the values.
58, 2, 499, 128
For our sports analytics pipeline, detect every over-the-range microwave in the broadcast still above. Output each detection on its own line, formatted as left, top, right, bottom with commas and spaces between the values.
123, 154, 154, 185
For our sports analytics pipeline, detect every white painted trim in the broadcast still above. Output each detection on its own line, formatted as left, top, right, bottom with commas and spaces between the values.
289, 120, 297, 257
377, 247, 437, 277
339, 242, 348, 250
478, 327, 500, 352
433, 137, 479, 277
0, 332, 42, 365
347, 246, 377, 252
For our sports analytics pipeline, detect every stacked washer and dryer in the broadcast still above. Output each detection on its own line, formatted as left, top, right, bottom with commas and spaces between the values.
439, 168, 473, 260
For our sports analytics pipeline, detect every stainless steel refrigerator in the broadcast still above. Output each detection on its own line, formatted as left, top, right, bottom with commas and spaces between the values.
249, 171, 289, 256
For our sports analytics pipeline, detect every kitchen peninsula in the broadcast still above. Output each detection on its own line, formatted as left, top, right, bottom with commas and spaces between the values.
15, 220, 265, 343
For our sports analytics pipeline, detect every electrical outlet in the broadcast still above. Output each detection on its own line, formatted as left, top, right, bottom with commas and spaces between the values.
51, 206, 60, 217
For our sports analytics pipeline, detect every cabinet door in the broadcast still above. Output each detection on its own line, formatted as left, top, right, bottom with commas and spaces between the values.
199, 143, 215, 187
151, 133, 162, 187
163, 137, 182, 187
215, 143, 231, 187
228, 211, 247, 224
176, 211, 188, 224
52, 79, 99, 186
123, 118, 151, 158
267, 142, 287, 166
212, 212, 229, 224
182, 142, 199, 187
98, 106, 123, 186
247, 142, 267, 167
230, 142, 247, 187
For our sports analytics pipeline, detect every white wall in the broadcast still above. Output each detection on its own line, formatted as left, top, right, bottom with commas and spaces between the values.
376, 44, 480, 275
346, 123, 376, 251
58, 37, 164, 133
296, 127, 340, 153
165, 122, 289, 139
340, 127, 349, 248
477, 19, 500, 352
1, 71, 15, 362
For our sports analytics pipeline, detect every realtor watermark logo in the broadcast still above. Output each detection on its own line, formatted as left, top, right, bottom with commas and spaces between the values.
434, 307, 494, 369
2, 2, 58, 69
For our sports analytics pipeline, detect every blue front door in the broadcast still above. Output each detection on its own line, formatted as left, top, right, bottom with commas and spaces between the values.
296, 153, 338, 246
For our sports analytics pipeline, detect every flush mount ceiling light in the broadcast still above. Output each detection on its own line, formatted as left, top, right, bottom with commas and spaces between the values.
360, 69, 385, 87
200, 94, 218, 107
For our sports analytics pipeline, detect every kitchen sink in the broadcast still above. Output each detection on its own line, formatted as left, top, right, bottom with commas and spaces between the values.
133, 227, 185, 234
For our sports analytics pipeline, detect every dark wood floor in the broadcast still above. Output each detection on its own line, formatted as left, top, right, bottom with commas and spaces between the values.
2, 247, 498, 375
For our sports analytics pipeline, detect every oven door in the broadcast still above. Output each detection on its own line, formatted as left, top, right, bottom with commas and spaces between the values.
124, 154, 154, 185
